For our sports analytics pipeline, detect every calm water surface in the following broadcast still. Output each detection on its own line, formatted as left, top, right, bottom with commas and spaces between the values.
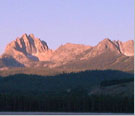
0, 112, 133, 115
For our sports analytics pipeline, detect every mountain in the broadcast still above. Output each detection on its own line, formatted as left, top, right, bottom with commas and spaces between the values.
0, 34, 134, 73
1, 33, 53, 67
54, 39, 134, 71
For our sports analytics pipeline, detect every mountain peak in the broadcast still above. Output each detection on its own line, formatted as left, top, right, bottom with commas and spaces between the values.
100, 38, 113, 44
102, 38, 111, 41
29, 33, 35, 39
97, 38, 115, 48
0, 34, 133, 69
20, 33, 40, 41
96, 38, 119, 52
21, 33, 28, 39
4, 34, 52, 63
21, 33, 36, 40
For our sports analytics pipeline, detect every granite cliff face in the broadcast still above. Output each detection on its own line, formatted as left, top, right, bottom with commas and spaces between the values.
2, 34, 53, 66
0, 34, 134, 71
5, 33, 48, 55
113, 40, 134, 56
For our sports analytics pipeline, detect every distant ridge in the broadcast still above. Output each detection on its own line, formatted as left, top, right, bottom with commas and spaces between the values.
0, 34, 134, 72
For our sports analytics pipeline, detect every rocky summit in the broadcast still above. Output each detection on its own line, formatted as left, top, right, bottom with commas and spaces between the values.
2, 34, 53, 65
0, 34, 134, 72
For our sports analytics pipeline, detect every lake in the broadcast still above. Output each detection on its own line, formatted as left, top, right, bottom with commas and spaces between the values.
0, 112, 133, 115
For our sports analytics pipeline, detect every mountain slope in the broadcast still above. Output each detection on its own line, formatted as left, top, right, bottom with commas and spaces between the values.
48, 43, 92, 67
0, 54, 24, 69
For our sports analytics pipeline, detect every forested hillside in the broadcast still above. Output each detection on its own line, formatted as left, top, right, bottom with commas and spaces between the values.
0, 70, 134, 113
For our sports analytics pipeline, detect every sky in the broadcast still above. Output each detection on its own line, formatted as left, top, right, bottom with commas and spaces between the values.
0, 0, 134, 54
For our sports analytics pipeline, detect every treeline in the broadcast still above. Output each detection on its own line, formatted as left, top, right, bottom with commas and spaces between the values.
0, 67, 134, 77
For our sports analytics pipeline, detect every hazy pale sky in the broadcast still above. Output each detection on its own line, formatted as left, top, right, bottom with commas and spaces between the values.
0, 0, 134, 54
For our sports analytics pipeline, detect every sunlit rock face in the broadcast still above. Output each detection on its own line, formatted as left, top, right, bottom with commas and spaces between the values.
5, 34, 49, 55
3, 34, 53, 66
113, 40, 134, 56
49, 43, 92, 65
0, 34, 134, 71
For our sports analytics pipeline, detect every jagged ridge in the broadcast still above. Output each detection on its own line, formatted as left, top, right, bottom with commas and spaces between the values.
0, 34, 134, 72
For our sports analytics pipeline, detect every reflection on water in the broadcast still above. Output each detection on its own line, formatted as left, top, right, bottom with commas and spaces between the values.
0, 112, 133, 115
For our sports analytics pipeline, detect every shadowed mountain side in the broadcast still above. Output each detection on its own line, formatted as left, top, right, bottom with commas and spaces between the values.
0, 55, 24, 68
